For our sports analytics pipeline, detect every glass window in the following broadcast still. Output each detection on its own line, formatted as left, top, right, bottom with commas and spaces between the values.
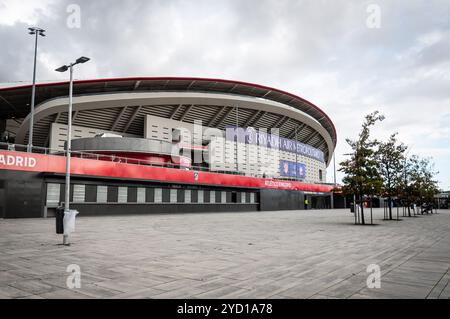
97, 186, 107, 203
170, 189, 177, 203
241, 192, 246, 203
137, 188, 146, 203
221, 191, 227, 203
118, 187, 128, 203
154, 188, 162, 203
198, 190, 204, 203
250, 192, 255, 203
73, 184, 85, 203
185, 190, 191, 203
210, 190, 215, 203
46, 183, 60, 207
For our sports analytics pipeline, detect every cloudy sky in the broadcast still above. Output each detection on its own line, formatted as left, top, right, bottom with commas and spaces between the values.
1, 0, 449, 188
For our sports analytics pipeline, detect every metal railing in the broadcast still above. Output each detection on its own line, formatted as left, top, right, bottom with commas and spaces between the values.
0, 141, 327, 184
0, 141, 213, 172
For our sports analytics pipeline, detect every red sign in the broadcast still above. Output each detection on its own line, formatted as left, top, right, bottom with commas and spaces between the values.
0, 150, 333, 193
0, 153, 37, 168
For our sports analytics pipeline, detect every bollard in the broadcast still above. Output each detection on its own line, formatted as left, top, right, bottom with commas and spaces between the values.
56, 206, 64, 234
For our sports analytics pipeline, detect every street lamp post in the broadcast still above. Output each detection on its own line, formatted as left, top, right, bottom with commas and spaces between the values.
55, 57, 90, 245
404, 146, 412, 216
333, 152, 337, 186
27, 27, 46, 153
235, 105, 239, 173
295, 126, 298, 180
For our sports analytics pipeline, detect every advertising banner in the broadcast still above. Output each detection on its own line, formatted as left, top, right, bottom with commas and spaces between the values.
225, 126, 325, 163
279, 160, 307, 179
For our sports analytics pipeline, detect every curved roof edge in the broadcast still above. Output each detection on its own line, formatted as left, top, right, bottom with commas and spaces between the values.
0, 76, 337, 150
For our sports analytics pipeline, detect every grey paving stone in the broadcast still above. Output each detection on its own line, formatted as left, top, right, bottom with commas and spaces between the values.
438, 281, 450, 299
192, 285, 252, 299
0, 208, 449, 299
75, 283, 123, 298
356, 281, 432, 299
7, 279, 56, 295
108, 287, 167, 299
37, 288, 94, 299
0, 285, 33, 298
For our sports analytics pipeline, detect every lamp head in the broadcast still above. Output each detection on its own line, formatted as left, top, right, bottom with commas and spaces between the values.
55, 65, 69, 73
28, 27, 46, 36
75, 56, 90, 64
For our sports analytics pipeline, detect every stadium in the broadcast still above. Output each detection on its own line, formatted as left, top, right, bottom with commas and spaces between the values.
0, 77, 337, 218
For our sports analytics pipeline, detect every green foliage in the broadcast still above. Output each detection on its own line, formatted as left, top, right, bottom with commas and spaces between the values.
339, 111, 384, 224
403, 155, 439, 208
339, 111, 384, 199
339, 111, 440, 222
376, 133, 407, 219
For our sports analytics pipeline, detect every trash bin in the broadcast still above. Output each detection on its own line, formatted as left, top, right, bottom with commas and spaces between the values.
63, 210, 79, 235
56, 206, 64, 234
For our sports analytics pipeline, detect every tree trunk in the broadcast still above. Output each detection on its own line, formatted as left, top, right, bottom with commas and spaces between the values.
388, 196, 393, 220
359, 195, 365, 225
407, 204, 411, 217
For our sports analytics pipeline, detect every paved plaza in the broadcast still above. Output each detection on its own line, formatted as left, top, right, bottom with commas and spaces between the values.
0, 208, 449, 299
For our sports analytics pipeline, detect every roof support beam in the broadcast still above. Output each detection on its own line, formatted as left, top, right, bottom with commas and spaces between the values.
53, 112, 61, 123
0, 95, 17, 112
286, 97, 296, 104
214, 106, 234, 128
287, 123, 306, 139
186, 80, 196, 90
303, 131, 319, 144
123, 106, 141, 133
260, 90, 272, 98
313, 138, 324, 149
279, 117, 290, 129
164, 80, 170, 88
111, 106, 128, 131
273, 116, 288, 128
207, 106, 227, 127
170, 104, 183, 119
72, 111, 78, 123
179, 104, 193, 121
243, 110, 261, 127
228, 84, 239, 93
249, 111, 266, 127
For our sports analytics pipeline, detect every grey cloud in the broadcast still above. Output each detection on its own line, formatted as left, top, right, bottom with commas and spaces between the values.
0, 0, 449, 187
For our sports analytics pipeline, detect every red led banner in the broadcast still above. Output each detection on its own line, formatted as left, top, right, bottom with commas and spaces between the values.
0, 151, 334, 193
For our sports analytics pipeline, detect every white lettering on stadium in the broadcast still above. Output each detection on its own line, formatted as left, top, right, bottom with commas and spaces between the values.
264, 180, 292, 188
0, 154, 37, 168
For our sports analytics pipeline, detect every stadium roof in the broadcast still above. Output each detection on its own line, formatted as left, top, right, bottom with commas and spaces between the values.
0, 77, 337, 163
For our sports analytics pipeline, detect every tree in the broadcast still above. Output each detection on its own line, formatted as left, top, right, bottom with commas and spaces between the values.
339, 111, 384, 225
403, 155, 439, 215
416, 157, 439, 212
376, 133, 407, 220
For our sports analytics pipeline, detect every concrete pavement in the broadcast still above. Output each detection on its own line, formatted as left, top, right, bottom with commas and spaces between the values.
0, 208, 449, 299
